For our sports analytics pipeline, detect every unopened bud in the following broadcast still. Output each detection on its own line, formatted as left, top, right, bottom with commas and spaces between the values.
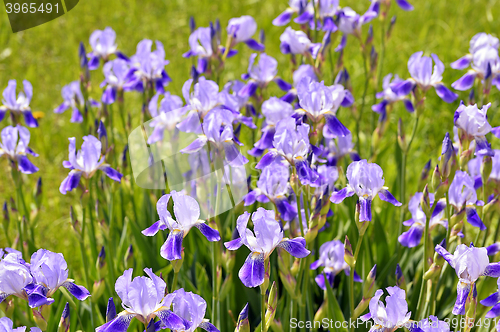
363, 264, 377, 297
57, 303, 70, 332
259, 28, 265, 45
92, 279, 106, 301
189, 16, 196, 33
98, 120, 108, 154
96, 246, 106, 274
481, 156, 492, 184
387, 16, 396, 39
421, 185, 431, 217
33, 309, 48, 331
265, 281, 278, 330
235, 303, 250, 332
395, 264, 406, 291
418, 160, 431, 191
344, 236, 355, 267
431, 165, 441, 193
124, 244, 134, 268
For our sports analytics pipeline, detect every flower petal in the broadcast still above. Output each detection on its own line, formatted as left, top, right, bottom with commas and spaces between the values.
238, 253, 265, 288
62, 281, 90, 301
452, 282, 471, 315
378, 189, 402, 206
330, 187, 355, 204
195, 223, 221, 242
160, 231, 184, 261
95, 312, 134, 332
278, 237, 310, 258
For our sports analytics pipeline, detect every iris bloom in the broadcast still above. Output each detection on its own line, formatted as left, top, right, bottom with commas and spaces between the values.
239, 53, 291, 98
323, 133, 360, 165
225, 208, 310, 288
54, 81, 85, 123
398, 192, 447, 248
408, 316, 451, 332
59, 135, 122, 194
26, 249, 90, 308
435, 243, 500, 315
0, 251, 32, 304
227, 16, 264, 51
335, 6, 377, 51
142, 191, 220, 261
372, 74, 414, 121
272, 0, 308, 26
0, 317, 41, 332
480, 278, 500, 319
87, 27, 118, 70
330, 160, 401, 221
96, 268, 190, 331
101, 59, 130, 104
280, 27, 320, 58
147, 92, 184, 144
0, 80, 37, 127
392, 52, 458, 103
310, 240, 362, 290
160, 288, 219, 332
291, 0, 339, 31
0, 125, 38, 174
454, 103, 500, 156
448, 171, 486, 230
360, 286, 411, 331
281, 65, 318, 103
451, 33, 499, 70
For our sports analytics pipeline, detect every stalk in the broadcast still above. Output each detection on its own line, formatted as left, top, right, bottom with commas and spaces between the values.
356, 46, 370, 154
261, 289, 267, 332
349, 231, 365, 331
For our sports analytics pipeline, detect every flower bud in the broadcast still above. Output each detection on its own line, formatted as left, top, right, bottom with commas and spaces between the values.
259, 28, 265, 45
96, 246, 106, 275
121, 144, 129, 170
34, 177, 43, 208
481, 156, 492, 184
420, 185, 431, 217
431, 164, 441, 193
387, 16, 396, 39
92, 279, 106, 301
57, 303, 70, 332
344, 236, 355, 268
363, 264, 377, 297
353, 298, 370, 319
98, 120, 108, 154
265, 281, 278, 330
365, 25, 373, 47
0, 298, 14, 317
235, 303, 250, 332
418, 160, 431, 191
2, 201, 9, 237
106, 298, 117, 322
124, 244, 134, 269
33, 308, 48, 331
395, 264, 406, 291
314, 300, 327, 322
189, 16, 196, 33
370, 46, 378, 73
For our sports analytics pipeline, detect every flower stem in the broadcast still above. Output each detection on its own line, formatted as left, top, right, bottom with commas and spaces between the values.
349, 230, 365, 331
172, 271, 178, 291
261, 289, 267, 332
356, 46, 370, 155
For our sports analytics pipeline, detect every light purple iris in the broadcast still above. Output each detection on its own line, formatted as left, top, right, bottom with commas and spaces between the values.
142, 191, 220, 261
288, 0, 338, 32
147, 92, 184, 144
161, 288, 219, 332
0, 317, 41, 332
370, 0, 414, 12
54, 81, 85, 123
293, 65, 318, 87
480, 278, 500, 319
101, 59, 130, 104
392, 52, 458, 103
408, 316, 451, 332
225, 208, 310, 288
0, 251, 32, 304
452, 33, 499, 71
239, 53, 291, 98
0, 80, 37, 127
324, 133, 360, 165
180, 109, 249, 167
310, 240, 362, 290
372, 74, 414, 121
398, 193, 447, 248
87, 27, 118, 70
454, 103, 500, 156
435, 243, 500, 315
184, 27, 213, 58
296, 79, 351, 137
26, 249, 90, 308
272, 0, 308, 26
337, 6, 377, 36
330, 160, 401, 221
448, 171, 485, 230
59, 135, 122, 194
126, 39, 171, 93
249, 97, 294, 156
96, 268, 190, 332
227, 16, 264, 51
360, 286, 411, 331
0, 125, 38, 174
244, 159, 297, 221
280, 27, 320, 58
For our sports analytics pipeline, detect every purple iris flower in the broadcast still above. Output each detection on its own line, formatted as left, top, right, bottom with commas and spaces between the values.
225, 208, 310, 288
126, 39, 171, 93
435, 243, 500, 315
392, 52, 458, 103
288, 0, 339, 32
490, 150, 500, 182
101, 59, 130, 104
370, 0, 414, 12
142, 191, 220, 261
0, 125, 38, 174
323, 133, 360, 165
408, 316, 451, 332
372, 74, 414, 121
272, 0, 308, 26
249, 97, 294, 156
26, 249, 90, 308
0, 252, 32, 304
454, 103, 500, 156
96, 268, 190, 331
59, 135, 122, 194
296, 79, 350, 137
227, 16, 264, 51
281, 65, 318, 103
54, 81, 85, 123
147, 92, 184, 144
451, 33, 499, 70
360, 286, 411, 331
161, 288, 219, 332
87, 27, 118, 70
0, 80, 37, 127
0, 317, 41, 332
480, 278, 500, 319
239, 53, 291, 98
330, 160, 401, 221
448, 171, 486, 230
244, 159, 297, 221
398, 192, 447, 248
184, 27, 213, 59
280, 27, 321, 58
177, 78, 223, 133
180, 109, 249, 167
335, 6, 377, 51
310, 240, 362, 290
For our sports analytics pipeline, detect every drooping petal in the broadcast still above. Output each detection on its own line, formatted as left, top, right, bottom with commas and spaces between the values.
238, 253, 265, 288
199, 321, 220, 332
278, 238, 310, 258
435, 244, 455, 267
480, 292, 500, 307
99, 165, 123, 182
95, 312, 134, 332
59, 170, 82, 195
224, 238, 243, 250
434, 84, 458, 103
255, 150, 278, 169
156, 308, 191, 330
17, 155, 38, 174
451, 55, 472, 70
25, 284, 55, 308
160, 231, 184, 261
483, 263, 500, 278
485, 303, 500, 318
245, 39, 265, 52
272, 9, 293, 26
452, 282, 471, 315
378, 189, 402, 206
451, 72, 477, 91
466, 207, 486, 230
395, 0, 413, 10
324, 115, 350, 137
23, 112, 39, 128
195, 223, 221, 242
330, 187, 355, 204
142, 220, 167, 236
180, 136, 208, 154
398, 225, 424, 248
358, 198, 372, 222
62, 281, 90, 301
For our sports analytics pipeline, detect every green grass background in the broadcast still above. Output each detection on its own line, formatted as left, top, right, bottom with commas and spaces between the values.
0, 0, 500, 330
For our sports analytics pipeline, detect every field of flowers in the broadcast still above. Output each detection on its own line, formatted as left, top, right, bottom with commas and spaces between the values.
1, 0, 500, 331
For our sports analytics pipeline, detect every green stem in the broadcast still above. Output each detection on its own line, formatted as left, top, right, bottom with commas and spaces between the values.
349, 231, 365, 331
261, 290, 267, 332
416, 209, 431, 319
293, 167, 305, 237
172, 271, 179, 291
356, 45, 370, 155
